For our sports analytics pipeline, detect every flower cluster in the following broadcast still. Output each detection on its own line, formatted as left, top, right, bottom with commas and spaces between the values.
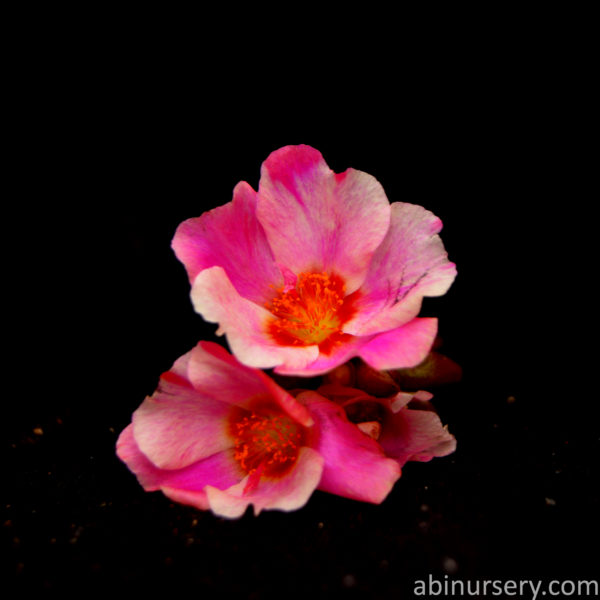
117, 145, 458, 517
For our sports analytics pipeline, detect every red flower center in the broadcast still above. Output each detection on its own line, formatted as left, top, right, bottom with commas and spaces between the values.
229, 406, 306, 477
265, 271, 358, 354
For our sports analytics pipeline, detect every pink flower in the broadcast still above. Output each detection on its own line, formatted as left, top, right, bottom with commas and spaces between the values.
172, 145, 456, 376
116, 342, 401, 518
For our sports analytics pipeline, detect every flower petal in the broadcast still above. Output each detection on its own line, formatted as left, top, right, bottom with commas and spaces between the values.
256, 145, 391, 293
357, 317, 438, 371
190, 266, 319, 371
345, 202, 456, 335
172, 181, 283, 305
185, 341, 271, 403
116, 424, 168, 490
160, 487, 212, 511
117, 425, 243, 509
379, 408, 457, 466
273, 334, 368, 377
131, 341, 317, 471
188, 341, 314, 426
132, 384, 233, 470
203, 447, 324, 518
299, 391, 401, 504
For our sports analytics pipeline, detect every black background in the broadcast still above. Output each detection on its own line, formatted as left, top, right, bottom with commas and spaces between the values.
4, 20, 597, 597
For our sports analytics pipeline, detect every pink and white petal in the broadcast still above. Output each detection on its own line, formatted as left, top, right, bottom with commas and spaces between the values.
132, 386, 232, 470
171, 181, 283, 305
256, 145, 391, 293
345, 202, 457, 335
379, 408, 457, 466
187, 341, 314, 427
186, 341, 273, 405
248, 447, 324, 515
357, 318, 438, 371
299, 391, 401, 504
158, 350, 194, 392
117, 424, 169, 491
202, 482, 251, 518
191, 266, 320, 371
160, 487, 211, 511
256, 370, 314, 427
273, 334, 369, 378
204, 447, 324, 518
389, 390, 434, 413
117, 426, 242, 496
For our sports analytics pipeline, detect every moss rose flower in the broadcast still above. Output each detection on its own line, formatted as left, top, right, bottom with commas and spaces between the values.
172, 145, 456, 376
117, 342, 401, 517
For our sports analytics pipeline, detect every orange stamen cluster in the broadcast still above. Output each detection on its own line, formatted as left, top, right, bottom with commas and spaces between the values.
266, 271, 357, 353
230, 409, 304, 477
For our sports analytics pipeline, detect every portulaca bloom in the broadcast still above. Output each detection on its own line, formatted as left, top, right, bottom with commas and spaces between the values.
117, 342, 401, 518
172, 145, 456, 376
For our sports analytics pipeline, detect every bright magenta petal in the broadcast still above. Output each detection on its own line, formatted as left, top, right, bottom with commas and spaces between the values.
190, 266, 319, 371
379, 408, 457, 466
256, 145, 391, 293
357, 317, 438, 370
172, 181, 283, 305
300, 391, 401, 504
204, 447, 324, 518
345, 202, 457, 335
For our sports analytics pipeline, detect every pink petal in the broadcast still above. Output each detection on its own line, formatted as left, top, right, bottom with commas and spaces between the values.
116, 425, 242, 507
379, 408, 457, 466
185, 341, 268, 403
389, 390, 433, 413
190, 341, 314, 427
273, 334, 368, 377
204, 447, 324, 518
130, 342, 316, 471
357, 317, 438, 371
345, 202, 457, 335
160, 487, 211, 511
132, 385, 232, 470
357, 421, 382, 439
116, 424, 168, 490
190, 266, 320, 371
171, 181, 283, 305
299, 391, 401, 504
129, 342, 261, 471
183, 341, 270, 404
256, 145, 391, 294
